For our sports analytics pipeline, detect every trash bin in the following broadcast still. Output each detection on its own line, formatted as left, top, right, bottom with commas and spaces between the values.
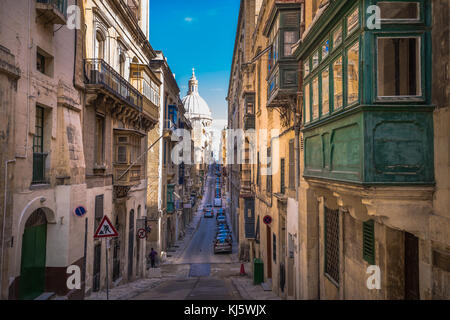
253, 258, 264, 285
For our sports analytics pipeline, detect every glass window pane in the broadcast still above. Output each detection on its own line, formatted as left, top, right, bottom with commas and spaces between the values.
322, 68, 330, 115
304, 60, 310, 78
304, 83, 310, 123
312, 51, 319, 69
347, 42, 359, 104
347, 7, 359, 35
333, 57, 343, 109
284, 31, 298, 57
333, 26, 342, 49
379, 2, 419, 20
312, 77, 319, 120
377, 37, 420, 96
322, 40, 330, 59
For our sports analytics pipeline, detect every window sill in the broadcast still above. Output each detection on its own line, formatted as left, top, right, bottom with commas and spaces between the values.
30, 183, 51, 190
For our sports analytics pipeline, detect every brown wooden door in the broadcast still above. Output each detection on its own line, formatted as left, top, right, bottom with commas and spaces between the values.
266, 226, 272, 279
405, 232, 420, 300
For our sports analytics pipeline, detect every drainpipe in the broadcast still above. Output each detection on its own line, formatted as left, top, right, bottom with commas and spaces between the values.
1, 159, 16, 299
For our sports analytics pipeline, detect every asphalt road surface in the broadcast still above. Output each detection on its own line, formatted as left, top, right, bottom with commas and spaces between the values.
177, 168, 238, 265
132, 166, 241, 300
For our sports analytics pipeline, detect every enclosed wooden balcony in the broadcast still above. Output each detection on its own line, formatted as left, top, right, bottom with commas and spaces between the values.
113, 129, 144, 187
36, 0, 67, 25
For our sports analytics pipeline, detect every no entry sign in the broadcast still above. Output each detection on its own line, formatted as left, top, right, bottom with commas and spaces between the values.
263, 215, 272, 225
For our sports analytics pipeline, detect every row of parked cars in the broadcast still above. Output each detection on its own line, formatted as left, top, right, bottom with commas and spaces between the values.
214, 208, 232, 254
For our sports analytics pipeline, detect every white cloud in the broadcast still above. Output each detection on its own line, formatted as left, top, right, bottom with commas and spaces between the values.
184, 17, 193, 22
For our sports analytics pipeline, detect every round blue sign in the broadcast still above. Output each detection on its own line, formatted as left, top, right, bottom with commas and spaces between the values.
74, 206, 87, 217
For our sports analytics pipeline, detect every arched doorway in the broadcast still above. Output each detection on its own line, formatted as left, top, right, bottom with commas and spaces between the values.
19, 208, 47, 300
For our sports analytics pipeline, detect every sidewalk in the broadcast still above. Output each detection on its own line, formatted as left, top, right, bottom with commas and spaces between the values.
86, 278, 162, 300
231, 276, 282, 300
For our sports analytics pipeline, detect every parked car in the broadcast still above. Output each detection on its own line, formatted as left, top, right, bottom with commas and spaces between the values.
214, 238, 232, 254
214, 198, 222, 207
216, 232, 232, 241
204, 209, 214, 218
203, 204, 213, 213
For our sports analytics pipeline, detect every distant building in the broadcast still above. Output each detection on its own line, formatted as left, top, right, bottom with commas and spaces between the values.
182, 69, 213, 180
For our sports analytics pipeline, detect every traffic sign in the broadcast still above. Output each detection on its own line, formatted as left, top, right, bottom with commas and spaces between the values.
74, 206, 87, 217
137, 229, 147, 239
94, 216, 118, 239
263, 215, 272, 225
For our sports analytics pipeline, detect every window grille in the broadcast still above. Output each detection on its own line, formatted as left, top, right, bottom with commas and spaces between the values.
325, 207, 340, 284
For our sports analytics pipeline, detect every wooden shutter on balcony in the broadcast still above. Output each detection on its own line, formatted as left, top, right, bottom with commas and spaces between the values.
289, 139, 295, 188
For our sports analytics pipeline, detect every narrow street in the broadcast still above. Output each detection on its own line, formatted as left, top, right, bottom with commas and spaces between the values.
131, 167, 242, 300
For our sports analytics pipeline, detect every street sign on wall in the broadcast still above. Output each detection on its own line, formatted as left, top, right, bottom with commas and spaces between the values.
263, 215, 272, 225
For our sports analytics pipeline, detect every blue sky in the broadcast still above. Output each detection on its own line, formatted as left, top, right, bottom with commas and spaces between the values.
149, 0, 240, 121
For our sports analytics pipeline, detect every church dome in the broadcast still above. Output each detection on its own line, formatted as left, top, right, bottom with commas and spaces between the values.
182, 69, 212, 121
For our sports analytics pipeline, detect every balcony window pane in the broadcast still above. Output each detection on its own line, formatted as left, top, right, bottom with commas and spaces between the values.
312, 51, 319, 69
284, 31, 298, 57
304, 83, 310, 123
377, 37, 420, 97
347, 7, 359, 36
322, 68, 330, 115
333, 26, 342, 49
333, 57, 343, 109
118, 146, 127, 163
347, 42, 359, 105
322, 40, 329, 59
304, 60, 310, 78
379, 2, 419, 20
312, 77, 319, 120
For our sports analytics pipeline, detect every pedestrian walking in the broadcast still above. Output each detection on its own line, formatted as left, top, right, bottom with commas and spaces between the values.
149, 248, 157, 268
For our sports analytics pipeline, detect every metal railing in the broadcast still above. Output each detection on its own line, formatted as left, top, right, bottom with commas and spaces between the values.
37, 0, 67, 18
84, 59, 143, 112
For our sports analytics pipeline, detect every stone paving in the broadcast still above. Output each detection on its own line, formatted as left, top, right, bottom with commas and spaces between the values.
86, 278, 162, 300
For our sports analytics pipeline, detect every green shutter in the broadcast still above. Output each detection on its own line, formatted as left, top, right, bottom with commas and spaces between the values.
363, 219, 375, 265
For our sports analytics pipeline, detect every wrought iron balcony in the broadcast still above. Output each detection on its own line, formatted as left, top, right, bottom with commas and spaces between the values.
84, 59, 143, 112
36, 0, 67, 25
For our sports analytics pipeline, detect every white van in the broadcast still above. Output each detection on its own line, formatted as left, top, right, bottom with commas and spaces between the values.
214, 198, 222, 207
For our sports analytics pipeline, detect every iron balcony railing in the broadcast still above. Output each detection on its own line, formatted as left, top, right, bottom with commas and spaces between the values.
84, 59, 143, 112
37, 0, 67, 18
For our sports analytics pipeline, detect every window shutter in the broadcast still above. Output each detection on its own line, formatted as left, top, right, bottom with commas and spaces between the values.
95, 195, 104, 219
363, 220, 375, 265
289, 140, 295, 188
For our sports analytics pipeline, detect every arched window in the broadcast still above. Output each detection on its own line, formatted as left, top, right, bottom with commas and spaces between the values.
95, 31, 105, 60
119, 53, 126, 77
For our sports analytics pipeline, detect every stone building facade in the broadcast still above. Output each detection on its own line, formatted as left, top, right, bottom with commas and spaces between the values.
228, 0, 450, 300
150, 52, 195, 257
0, 0, 160, 300
227, 0, 302, 298
294, 0, 450, 300
82, 0, 158, 296
0, 0, 87, 300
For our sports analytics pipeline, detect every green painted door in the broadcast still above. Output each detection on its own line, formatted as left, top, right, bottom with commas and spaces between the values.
19, 223, 47, 300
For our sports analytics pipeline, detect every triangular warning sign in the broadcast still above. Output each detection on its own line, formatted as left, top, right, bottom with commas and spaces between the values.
94, 216, 119, 239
